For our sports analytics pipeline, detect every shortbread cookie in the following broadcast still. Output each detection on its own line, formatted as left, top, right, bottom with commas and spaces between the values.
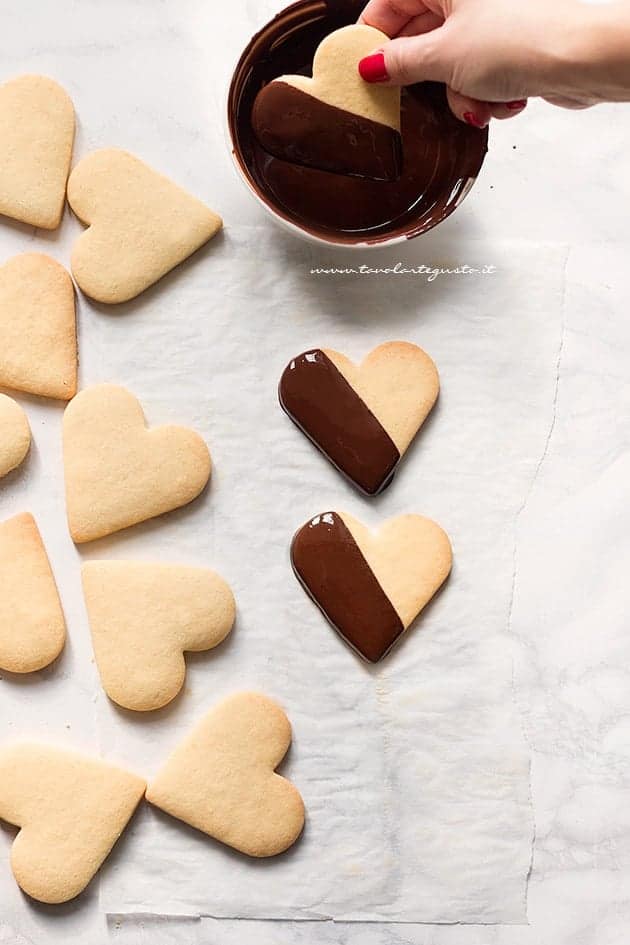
0, 744, 145, 903
146, 692, 305, 857
0, 513, 66, 673
67, 149, 223, 303
280, 342, 439, 495
0, 75, 74, 229
252, 25, 401, 180
0, 254, 77, 400
82, 561, 235, 711
0, 395, 30, 479
291, 511, 452, 662
63, 384, 211, 543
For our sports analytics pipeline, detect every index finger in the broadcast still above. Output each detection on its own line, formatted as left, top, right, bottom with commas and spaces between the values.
359, 0, 429, 38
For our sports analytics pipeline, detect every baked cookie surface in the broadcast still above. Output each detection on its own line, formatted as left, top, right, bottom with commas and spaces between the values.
63, 384, 211, 543
146, 692, 305, 857
68, 149, 222, 303
0, 75, 74, 229
0, 395, 30, 479
83, 561, 235, 711
0, 744, 145, 903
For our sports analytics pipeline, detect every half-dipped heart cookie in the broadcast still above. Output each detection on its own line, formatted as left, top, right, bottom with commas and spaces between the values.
252, 25, 401, 181
67, 149, 223, 303
82, 561, 235, 711
0, 744, 145, 903
0, 75, 75, 229
63, 384, 211, 543
279, 342, 439, 495
146, 692, 305, 857
291, 510, 452, 662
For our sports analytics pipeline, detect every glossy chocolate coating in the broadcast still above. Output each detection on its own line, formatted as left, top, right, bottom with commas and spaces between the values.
279, 348, 400, 495
291, 511, 404, 662
227, 0, 488, 244
252, 81, 402, 182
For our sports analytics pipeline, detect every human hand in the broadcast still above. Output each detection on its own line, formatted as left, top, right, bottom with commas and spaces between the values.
358, 0, 612, 126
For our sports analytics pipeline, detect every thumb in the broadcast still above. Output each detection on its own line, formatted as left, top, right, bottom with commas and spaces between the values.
359, 33, 450, 87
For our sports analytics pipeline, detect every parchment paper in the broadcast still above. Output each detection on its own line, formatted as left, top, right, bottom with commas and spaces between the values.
83, 230, 567, 921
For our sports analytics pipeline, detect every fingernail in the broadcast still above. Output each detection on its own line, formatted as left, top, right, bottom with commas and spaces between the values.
358, 52, 389, 83
463, 112, 487, 128
506, 99, 527, 111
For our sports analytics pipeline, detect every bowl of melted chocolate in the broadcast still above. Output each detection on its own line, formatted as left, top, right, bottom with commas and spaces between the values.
227, 0, 489, 247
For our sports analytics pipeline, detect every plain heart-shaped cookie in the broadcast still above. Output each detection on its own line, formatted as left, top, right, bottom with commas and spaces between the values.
280, 342, 439, 495
291, 510, 452, 662
146, 692, 305, 857
0, 744, 145, 903
0, 513, 66, 673
0, 254, 77, 401
67, 148, 223, 303
252, 25, 401, 180
63, 384, 211, 543
0, 395, 30, 479
0, 75, 75, 229
82, 561, 235, 711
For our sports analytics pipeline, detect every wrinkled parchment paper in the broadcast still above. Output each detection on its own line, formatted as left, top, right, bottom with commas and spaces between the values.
84, 230, 567, 921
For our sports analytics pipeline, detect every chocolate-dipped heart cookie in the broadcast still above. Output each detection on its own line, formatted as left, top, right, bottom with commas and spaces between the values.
252, 25, 401, 181
291, 510, 452, 662
279, 342, 439, 495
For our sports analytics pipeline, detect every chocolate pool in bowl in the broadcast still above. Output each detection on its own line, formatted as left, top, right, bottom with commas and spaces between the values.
227, 0, 489, 246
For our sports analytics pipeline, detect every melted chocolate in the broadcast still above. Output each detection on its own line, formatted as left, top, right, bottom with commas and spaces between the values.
252, 81, 402, 182
291, 511, 404, 662
227, 0, 488, 244
279, 349, 399, 495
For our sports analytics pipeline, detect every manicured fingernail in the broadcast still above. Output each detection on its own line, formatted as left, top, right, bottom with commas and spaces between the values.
506, 99, 527, 111
463, 112, 487, 128
359, 52, 389, 83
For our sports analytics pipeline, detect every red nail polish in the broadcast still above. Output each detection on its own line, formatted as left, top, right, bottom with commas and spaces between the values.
506, 99, 527, 111
358, 52, 389, 83
463, 111, 487, 128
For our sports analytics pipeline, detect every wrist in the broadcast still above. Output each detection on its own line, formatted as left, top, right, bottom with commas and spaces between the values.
550, 1, 630, 103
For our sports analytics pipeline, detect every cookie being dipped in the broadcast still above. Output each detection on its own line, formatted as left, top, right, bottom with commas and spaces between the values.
252, 25, 402, 181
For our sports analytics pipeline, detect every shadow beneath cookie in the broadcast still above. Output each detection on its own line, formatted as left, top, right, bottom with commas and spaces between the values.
82, 230, 226, 319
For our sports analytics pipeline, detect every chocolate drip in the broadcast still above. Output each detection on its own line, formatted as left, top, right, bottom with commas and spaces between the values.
227, 0, 488, 244
279, 349, 400, 495
291, 511, 404, 662
252, 82, 402, 181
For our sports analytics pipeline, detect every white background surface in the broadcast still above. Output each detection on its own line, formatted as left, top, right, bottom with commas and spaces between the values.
0, 1, 629, 943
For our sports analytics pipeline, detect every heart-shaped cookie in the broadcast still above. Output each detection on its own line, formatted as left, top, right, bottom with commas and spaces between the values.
82, 561, 235, 711
146, 692, 305, 857
63, 384, 211, 543
0, 513, 66, 673
67, 149, 223, 303
0, 75, 74, 229
252, 25, 401, 180
291, 510, 452, 662
0, 744, 145, 903
0, 254, 77, 401
0, 395, 30, 479
280, 342, 439, 495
